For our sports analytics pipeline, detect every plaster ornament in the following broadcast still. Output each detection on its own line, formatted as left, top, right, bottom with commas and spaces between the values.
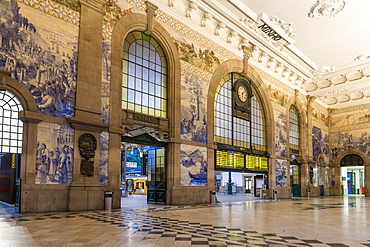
238, 38, 248, 50
308, 0, 347, 18
269, 15, 296, 38
311, 66, 336, 78
337, 94, 350, 102
274, 62, 282, 73
185, 1, 198, 18
364, 90, 370, 97
201, 13, 212, 27
319, 80, 332, 88
258, 51, 266, 63
354, 52, 370, 61
288, 72, 296, 82
305, 82, 318, 92
325, 97, 337, 105
266, 57, 275, 68
281, 67, 289, 78
227, 30, 237, 43
351, 92, 364, 100
214, 22, 225, 36
168, 0, 175, 8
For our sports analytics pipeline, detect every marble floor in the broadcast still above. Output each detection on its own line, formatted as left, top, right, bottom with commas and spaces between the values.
1, 195, 370, 246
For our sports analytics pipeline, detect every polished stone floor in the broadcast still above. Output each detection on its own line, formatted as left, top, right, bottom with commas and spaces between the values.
1, 195, 370, 246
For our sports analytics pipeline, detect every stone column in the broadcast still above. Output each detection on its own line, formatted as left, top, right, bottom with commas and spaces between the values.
67, 0, 109, 211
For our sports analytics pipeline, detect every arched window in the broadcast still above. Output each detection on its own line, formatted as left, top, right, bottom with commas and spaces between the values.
214, 73, 266, 151
289, 105, 300, 152
214, 73, 267, 170
0, 90, 23, 153
122, 31, 168, 118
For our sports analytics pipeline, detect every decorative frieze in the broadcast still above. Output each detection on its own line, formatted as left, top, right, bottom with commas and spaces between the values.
18, 0, 80, 25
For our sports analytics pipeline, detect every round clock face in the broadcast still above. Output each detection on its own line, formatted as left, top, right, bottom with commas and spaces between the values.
237, 85, 248, 102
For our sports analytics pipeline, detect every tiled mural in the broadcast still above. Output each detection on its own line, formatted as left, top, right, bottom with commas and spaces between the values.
180, 71, 207, 143
312, 126, 329, 162
269, 87, 288, 106
99, 131, 109, 185
101, 38, 111, 124
0, 0, 78, 118
275, 159, 288, 187
275, 112, 288, 157
180, 144, 207, 186
330, 130, 370, 162
312, 109, 328, 126
101, 0, 132, 124
52, 0, 80, 12
331, 108, 370, 128
36, 122, 74, 184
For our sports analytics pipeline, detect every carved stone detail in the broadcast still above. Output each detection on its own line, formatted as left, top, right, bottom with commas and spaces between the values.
145, 1, 158, 35
227, 30, 237, 43
214, 22, 225, 36
308, 0, 347, 19
201, 13, 212, 27
269, 15, 296, 38
186, 1, 198, 18
168, 0, 175, 8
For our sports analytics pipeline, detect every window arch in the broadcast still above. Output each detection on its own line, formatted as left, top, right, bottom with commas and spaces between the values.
289, 105, 300, 152
122, 31, 168, 118
0, 90, 23, 153
214, 73, 266, 151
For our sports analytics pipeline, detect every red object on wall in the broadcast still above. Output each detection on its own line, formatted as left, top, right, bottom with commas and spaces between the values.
362, 187, 365, 194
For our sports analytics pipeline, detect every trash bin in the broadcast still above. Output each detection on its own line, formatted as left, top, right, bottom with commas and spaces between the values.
104, 191, 113, 210
273, 190, 277, 200
210, 191, 216, 203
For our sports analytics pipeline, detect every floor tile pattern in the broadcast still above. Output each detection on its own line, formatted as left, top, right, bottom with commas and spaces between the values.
1, 196, 370, 246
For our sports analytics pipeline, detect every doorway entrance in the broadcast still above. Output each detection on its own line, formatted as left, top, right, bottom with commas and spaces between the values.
340, 154, 365, 195
120, 126, 168, 205
290, 159, 301, 197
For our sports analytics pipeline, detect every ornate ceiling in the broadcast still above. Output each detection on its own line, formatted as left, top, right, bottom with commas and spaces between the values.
137, 0, 370, 108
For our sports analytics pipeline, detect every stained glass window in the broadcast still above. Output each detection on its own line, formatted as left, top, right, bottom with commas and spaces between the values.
0, 90, 23, 153
122, 32, 168, 118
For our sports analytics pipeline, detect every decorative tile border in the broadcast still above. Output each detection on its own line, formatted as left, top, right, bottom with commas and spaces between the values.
180, 60, 213, 81
331, 103, 370, 115
330, 122, 370, 132
18, 0, 80, 25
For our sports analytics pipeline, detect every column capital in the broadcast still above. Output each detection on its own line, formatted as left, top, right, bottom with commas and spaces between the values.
79, 0, 108, 14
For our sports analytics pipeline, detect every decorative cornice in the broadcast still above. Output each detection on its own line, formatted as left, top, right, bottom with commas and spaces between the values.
331, 103, 370, 114
185, 0, 198, 18
201, 12, 212, 28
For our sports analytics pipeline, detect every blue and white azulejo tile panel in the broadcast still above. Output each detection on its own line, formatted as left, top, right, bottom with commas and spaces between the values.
0, 0, 78, 118
35, 122, 74, 184
180, 144, 207, 186
275, 159, 288, 187
99, 131, 109, 185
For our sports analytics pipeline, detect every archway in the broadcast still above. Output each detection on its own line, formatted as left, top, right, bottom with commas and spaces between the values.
0, 90, 23, 207
340, 154, 365, 195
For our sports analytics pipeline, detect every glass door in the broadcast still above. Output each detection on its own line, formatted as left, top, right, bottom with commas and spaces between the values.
147, 148, 166, 204
290, 164, 301, 197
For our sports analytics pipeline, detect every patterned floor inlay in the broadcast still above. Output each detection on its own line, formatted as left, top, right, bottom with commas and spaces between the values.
8, 204, 370, 246
3, 197, 370, 246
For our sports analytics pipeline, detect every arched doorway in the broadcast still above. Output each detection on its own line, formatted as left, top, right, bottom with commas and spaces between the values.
120, 126, 168, 205
0, 90, 23, 211
340, 154, 365, 195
